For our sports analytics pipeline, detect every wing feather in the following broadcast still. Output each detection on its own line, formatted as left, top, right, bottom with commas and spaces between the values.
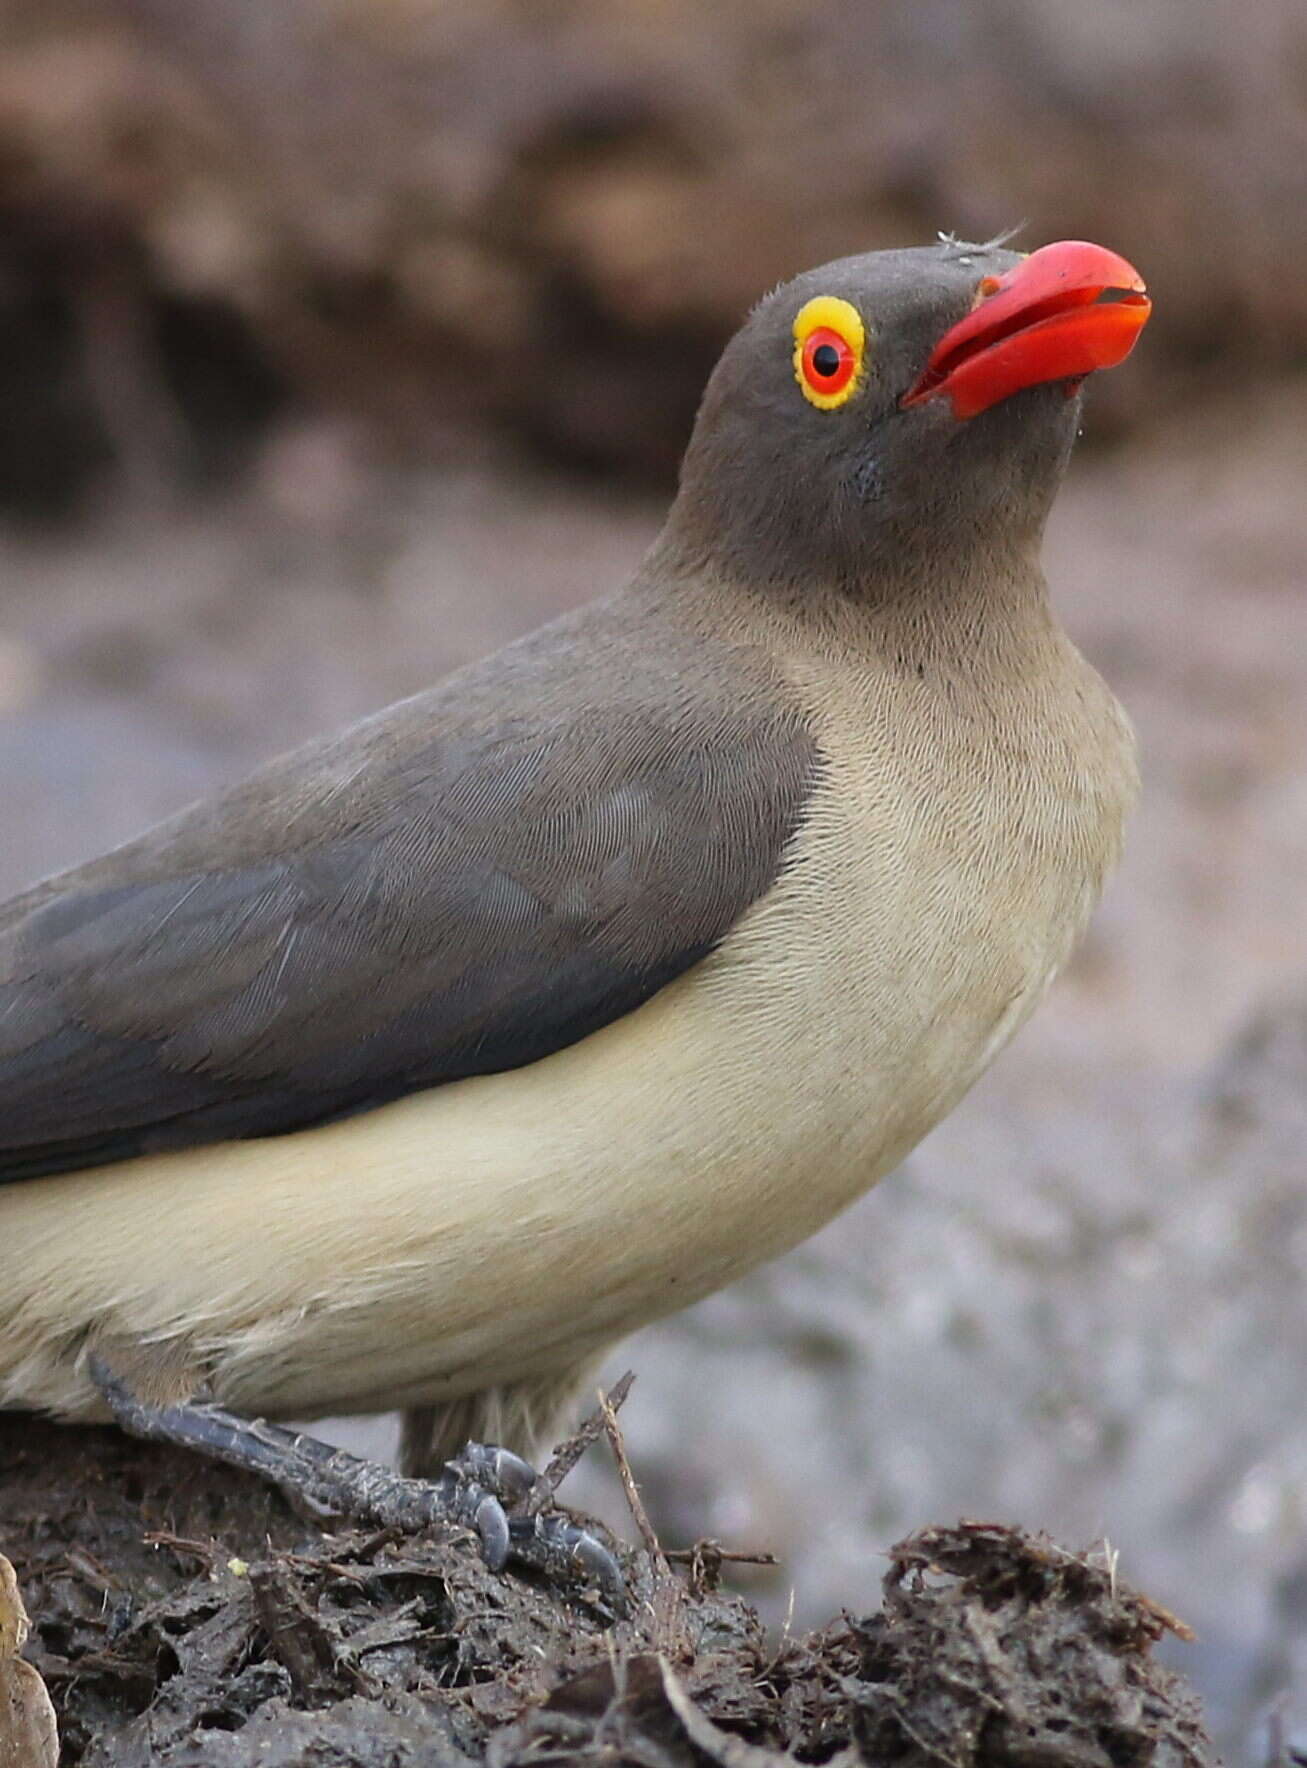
0, 596, 817, 1183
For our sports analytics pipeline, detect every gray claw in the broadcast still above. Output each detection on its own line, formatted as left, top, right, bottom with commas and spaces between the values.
489, 1446, 537, 1500
566, 1528, 624, 1597
471, 1491, 512, 1571
445, 1443, 620, 1601
451, 1441, 537, 1502
509, 1513, 626, 1608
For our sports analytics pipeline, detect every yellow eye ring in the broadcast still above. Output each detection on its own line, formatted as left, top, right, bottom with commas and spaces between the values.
793, 295, 867, 410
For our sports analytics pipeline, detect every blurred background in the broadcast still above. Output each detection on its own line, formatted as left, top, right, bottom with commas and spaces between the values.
0, 0, 1303, 1755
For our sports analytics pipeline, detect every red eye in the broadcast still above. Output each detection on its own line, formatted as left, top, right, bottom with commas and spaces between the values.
793, 296, 867, 408
801, 326, 856, 397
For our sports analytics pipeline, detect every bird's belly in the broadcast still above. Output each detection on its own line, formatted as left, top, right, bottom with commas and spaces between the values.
0, 789, 1080, 1423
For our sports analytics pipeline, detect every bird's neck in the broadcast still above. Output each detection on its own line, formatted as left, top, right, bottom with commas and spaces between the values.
648, 519, 1059, 672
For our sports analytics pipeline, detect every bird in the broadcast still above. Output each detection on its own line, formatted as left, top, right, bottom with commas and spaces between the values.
0, 237, 1148, 1582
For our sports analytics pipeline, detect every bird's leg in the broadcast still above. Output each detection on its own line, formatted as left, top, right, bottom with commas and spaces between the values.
89, 1356, 528, 1560
87, 1356, 624, 1604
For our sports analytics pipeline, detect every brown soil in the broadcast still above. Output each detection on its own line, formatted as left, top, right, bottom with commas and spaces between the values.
0, 1413, 1213, 1767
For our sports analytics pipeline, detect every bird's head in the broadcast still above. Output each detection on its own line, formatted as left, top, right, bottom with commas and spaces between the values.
670, 238, 1150, 593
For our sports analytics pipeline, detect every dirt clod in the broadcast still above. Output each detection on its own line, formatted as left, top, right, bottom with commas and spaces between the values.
0, 1415, 1216, 1765
848, 1522, 1211, 1768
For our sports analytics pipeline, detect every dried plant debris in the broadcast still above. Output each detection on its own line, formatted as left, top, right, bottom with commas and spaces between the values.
0, 1551, 59, 1768
0, 1415, 1215, 1766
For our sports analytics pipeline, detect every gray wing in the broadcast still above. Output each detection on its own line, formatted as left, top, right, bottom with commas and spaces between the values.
0, 597, 817, 1183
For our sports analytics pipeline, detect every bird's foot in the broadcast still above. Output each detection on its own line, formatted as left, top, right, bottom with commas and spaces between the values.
87, 1357, 624, 1606
507, 1507, 630, 1593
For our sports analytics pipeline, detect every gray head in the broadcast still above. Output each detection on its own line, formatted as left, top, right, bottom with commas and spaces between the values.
669, 238, 1150, 593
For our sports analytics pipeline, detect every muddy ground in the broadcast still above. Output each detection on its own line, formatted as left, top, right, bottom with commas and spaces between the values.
0, 1406, 1214, 1767
0, 384, 1304, 1759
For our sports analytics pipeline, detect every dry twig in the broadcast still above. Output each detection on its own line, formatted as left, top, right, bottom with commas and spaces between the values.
526, 1369, 635, 1515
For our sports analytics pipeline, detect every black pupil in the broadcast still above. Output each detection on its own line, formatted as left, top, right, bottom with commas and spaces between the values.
812, 342, 842, 378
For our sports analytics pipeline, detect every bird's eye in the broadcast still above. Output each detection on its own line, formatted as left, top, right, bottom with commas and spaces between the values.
793, 295, 866, 410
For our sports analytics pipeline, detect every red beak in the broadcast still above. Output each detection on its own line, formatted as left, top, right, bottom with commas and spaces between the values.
901, 240, 1151, 420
